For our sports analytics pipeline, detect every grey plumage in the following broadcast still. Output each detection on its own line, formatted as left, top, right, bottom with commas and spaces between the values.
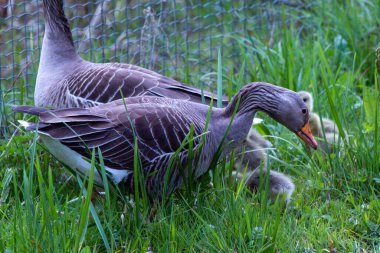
35, 0, 228, 109
232, 129, 295, 204
16, 82, 317, 199
244, 169, 295, 204
35, 0, 302, 199
234, 128, 271, 172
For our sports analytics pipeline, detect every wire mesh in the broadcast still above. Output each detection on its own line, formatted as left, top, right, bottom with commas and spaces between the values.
0, 0, 316, 138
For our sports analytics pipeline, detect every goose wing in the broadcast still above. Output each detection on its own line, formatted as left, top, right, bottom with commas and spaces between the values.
17, 99, 204, 171
66, 63, 228, 107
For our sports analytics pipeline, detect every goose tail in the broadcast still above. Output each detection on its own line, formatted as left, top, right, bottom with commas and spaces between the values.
12, 105, 50, 116
17, 120, 37, 131
13, 105, 50, 131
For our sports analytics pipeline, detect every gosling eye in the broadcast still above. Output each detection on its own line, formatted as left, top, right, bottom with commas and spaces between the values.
302, 108, 308, 115
303, 98, 308, 102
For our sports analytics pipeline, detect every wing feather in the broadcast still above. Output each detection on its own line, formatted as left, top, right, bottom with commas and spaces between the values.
66, 63, 228, 106
34, 102, 204, 172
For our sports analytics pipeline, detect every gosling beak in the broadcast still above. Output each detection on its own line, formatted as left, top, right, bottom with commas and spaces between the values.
296, 122, 318, 150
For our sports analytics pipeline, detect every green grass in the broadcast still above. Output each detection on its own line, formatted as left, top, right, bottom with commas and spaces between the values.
1, 1, 380, 252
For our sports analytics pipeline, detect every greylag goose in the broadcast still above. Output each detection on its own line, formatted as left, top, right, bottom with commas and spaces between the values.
298, 91, 340, 152
15, 82, 317, 199
36, 0, 227, 109
36, 0, 294, 200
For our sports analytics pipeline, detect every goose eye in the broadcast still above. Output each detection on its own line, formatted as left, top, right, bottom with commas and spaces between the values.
303, 98, 307, 102
302, 108, 308, 115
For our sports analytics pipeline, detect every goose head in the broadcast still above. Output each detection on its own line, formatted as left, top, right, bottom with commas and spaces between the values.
224, 82, 318, 150
270, 89, 317, 150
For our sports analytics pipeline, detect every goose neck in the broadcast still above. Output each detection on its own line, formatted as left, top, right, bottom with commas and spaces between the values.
223, 82, 281, 118
218, 82, 283, 148
42, 0, 75, 48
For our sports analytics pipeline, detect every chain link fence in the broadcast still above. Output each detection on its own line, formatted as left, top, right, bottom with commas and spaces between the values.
0, 0, 315, 138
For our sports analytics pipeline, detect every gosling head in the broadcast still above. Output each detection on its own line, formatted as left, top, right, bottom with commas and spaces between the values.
297, 91, 313, 112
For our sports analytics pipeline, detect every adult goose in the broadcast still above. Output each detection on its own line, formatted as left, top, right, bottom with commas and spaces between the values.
37, 0, 295, 200
36, 0, 227, 109
298, 91, 340, 152
16, 82, 317, 199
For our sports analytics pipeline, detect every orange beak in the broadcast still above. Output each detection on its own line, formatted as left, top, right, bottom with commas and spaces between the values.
296, 122, 318, 150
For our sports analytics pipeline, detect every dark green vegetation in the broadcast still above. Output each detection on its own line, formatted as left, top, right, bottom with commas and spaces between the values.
0, 1, 379, 252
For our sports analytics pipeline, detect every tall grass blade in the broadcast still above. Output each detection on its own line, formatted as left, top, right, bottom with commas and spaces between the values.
74, 149, 96, 253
